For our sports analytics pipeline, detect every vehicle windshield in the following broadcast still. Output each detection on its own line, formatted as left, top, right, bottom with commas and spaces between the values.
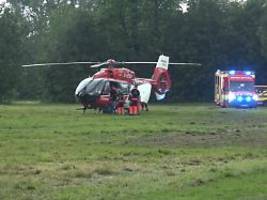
85, 79, 107, 96
230, 81, 255, 92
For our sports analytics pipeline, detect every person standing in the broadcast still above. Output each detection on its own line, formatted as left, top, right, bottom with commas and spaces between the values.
110, 86, 118, 113
129, 84, 140, 115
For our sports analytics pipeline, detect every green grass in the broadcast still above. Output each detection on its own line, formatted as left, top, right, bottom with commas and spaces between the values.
0, 103, 267, 200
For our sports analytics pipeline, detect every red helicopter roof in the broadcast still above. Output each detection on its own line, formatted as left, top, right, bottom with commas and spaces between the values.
93, 67, 136, 83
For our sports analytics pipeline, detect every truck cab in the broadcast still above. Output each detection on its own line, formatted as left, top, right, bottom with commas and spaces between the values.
215, 70, 257, 108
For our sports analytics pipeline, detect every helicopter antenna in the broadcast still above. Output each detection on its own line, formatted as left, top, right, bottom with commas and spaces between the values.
121, 62, 202, 66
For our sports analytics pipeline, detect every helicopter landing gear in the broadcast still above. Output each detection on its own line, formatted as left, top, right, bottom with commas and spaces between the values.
141, 102, 149, 111
83, 106, 87, 114
76, 106, 87, 114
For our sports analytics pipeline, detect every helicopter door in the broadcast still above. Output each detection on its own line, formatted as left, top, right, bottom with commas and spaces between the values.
138, 83, 152, 103
129, 83, 152, 103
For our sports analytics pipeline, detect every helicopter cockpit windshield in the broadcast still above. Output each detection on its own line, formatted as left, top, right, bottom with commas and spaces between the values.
76, 78, 131, 97
85, 79, 107, 96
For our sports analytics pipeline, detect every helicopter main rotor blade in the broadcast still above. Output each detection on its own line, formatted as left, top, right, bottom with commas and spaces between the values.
22, 61, 99, 68
121, 62, 202, 66
23, 60, 202, 68
90, 61, 158, 67
121, 62, 157, 64
169, 62, 202, 66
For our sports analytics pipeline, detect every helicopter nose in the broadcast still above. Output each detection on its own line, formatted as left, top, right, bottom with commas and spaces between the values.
75, 91, 82, 98
75, 77, 92, 96
75, 87, 83, 97
75, 85, 87, 104
75, 89, 85, 101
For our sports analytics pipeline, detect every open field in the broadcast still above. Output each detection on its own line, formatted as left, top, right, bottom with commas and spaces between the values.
0, 103, 267, 200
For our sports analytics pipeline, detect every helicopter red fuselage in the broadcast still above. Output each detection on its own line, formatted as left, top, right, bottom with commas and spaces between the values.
93, 67, 136, 83
76, 67, 156, 110
76, 62, 172, 111
75, 69, 130, 109
74, 55, 176, 111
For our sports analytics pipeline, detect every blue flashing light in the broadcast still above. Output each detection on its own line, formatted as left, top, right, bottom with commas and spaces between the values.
237, 96, 243, 102
229, 70, 236, 75
245, 96, 252, 102
245, 71, 252, 76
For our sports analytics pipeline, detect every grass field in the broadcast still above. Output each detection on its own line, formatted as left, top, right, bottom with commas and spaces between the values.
0, 103, 267, 200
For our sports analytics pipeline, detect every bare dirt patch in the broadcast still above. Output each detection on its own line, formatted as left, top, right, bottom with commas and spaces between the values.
128, 131, 267, 148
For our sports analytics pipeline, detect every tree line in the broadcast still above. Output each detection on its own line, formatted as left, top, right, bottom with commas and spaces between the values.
0, 0, 267, 103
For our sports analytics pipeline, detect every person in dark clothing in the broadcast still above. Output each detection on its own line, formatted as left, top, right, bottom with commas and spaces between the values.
110, 86, 117, 101
130, 87, 140, 99
109, 86, 118, 113
116, 92, 125, 114
130, 84, 148, 111
128, 85, 140, 115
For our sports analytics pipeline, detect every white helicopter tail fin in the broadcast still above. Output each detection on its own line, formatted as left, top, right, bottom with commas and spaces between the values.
156, 55, 169, 70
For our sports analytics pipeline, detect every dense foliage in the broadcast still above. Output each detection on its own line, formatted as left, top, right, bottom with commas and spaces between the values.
0, 0, 266, 103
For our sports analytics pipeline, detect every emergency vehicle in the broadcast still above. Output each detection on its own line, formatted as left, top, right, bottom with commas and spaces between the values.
215, 70, 257, 108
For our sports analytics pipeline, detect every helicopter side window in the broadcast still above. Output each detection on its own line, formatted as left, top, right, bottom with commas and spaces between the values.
110, 81, 130, 94
110, 81, 120, 89
120, 83, 131, 94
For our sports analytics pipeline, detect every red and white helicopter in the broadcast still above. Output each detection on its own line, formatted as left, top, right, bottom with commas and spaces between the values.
23, 55, 200, 112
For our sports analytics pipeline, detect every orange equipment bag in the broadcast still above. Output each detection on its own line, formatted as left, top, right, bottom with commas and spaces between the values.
129, 105, 139, 115
116, 107, 125, 115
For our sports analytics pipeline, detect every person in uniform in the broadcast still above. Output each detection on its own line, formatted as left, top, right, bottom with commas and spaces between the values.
129, 84, 140, 115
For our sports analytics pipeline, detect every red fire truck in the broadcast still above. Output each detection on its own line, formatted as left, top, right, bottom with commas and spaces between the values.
215, 70, 257, 108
